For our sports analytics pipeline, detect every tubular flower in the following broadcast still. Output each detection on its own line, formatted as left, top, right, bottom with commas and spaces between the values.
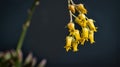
72, 41, 79, 52
87, 19, 97, 32
81, 19, 87, 27
76, 4, 87, 14
89, 30, 95, 44
74, 30, 81, 42
75, 17, 87, 27
81, 27, 89, 40
78, 14, 87, 27
80, 38, 86, 45
68, 5, 75, 13
75, 17, 82, 26
64, 36, 73, 52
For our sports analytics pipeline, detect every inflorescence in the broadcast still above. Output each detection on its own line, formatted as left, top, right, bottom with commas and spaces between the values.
64, 0, 97, 52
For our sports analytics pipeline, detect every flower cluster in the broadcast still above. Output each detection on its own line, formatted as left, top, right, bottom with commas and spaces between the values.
64, 0, 97, 52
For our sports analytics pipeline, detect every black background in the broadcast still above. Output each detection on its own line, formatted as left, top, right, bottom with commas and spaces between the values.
0, 0, 120, 67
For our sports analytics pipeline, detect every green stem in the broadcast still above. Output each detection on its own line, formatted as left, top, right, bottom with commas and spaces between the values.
16, 1, 39, 66
16, 0, 39, 52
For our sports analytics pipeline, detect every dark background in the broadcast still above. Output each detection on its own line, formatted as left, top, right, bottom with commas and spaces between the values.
0, 0, 120, 67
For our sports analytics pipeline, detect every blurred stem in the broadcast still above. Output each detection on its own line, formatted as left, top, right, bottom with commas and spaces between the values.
16, 0, 39, 52
70, 0, 75, 5
16, 0, 39, 67
68, 0, 72, 22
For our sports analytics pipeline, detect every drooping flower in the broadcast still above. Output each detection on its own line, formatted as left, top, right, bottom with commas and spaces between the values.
80, 38, 85, 45
76, 4, 87, 14
72, 41, 79, 52
74, 29, 81, 42
81, 27, 89, 40
81, 19, 87, 27
87, 19, 97, 32
64, 36, 73, 52
89, 30, 95, 44
75, 17, 82, 26
75, 17, 87, 27
78, 13, 87, 27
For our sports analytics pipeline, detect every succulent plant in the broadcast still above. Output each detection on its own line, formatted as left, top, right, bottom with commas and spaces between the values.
0, 50, 47, 67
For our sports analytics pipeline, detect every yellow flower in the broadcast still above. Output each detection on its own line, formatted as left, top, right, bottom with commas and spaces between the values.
80, 38, 85, 45
69, 30, 74, 36
68, 5, 75, 13
75, 17, 82, 26
75, 17, 81, 23
74, 29, 81, 42
67, 22, 75, 31
64, 36, 73, 52
75, 17, 87, 27
72, 41, 79, 52
81, 27, 89, 40
76, 4, 87, 14
89, 30, 95, 44
82, 19, 87, 27
87, 19, 97, 32
78, 13, 86, 20
78, 14, 87, 27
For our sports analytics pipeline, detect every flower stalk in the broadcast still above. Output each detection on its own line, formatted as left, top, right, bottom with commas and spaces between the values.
16, 0, 39, 52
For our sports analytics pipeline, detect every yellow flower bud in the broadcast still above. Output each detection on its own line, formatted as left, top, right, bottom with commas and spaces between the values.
87, 19, 97, 32
76, 4, 87, 14
81, 27, 89, 40
68, 5, 75, 13
67, 22, 75, 31
89, 30, 95, 44
72, 42, 79, 52
64, 36, 73, 52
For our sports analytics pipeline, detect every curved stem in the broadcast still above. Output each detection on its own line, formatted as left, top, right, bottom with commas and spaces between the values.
71, 12, 77, 18
69, 11, 73, 22
68, 0, 73, 22
68, 0, 70, 4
